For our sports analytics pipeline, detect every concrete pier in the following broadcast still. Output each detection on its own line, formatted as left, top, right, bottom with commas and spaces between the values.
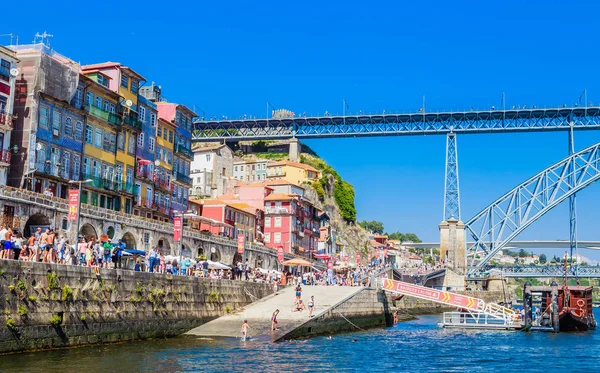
186, 286, 392, 341
439, 218, 466, 290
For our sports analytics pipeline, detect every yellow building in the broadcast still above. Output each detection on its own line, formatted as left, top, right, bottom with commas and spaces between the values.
78, 73, 123, 211
82, 62, 145, 214
153, 117, 176, 221
266, 160, 321, 186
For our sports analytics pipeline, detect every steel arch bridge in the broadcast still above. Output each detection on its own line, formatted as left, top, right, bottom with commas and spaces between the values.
465, 142, 600, 276
192, 107, 600, 141
474, 265, 600, 278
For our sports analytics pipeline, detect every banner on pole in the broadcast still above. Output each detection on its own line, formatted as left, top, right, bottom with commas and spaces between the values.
344, 255, 349, 266
375, 249, 380, 259
277, 246, 284, 262
356, 253, 361, 263
327, 261, 333, 270
384, 248, 388, 258
173, 217, 182, 241
68, 189, 79, 221
237, 234, 245, 254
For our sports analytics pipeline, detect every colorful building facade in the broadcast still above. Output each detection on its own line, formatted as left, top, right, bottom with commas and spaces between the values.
266, 160, 321, 186
153, 116, 175, 221
133, 95, 157, 218
0, 45, 18, 186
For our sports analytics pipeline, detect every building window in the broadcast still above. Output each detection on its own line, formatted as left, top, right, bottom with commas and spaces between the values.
167, 152, 172, 165
131, 79, 139, 93
128, 133, 135, 155
97, 74, 109, 87
94, 129, 103, 148
73, 87, 83, 108
75, 121, 83, 141
157, 125, 162, 137
139, 106, 146, 123
85, 92, 94, 106
39, 105, 49, 128
275, 217, 281, 228
137, 132, 144, 147
206, 154, 211, 162
148, 136, 155, 152
265, 233, 271, 243
265, 217, 271, 228
168, 130, 173, 143
121, 74, 128, 88
85, 124, 93, 144
73, 155, 80, 180
163, 129, 167, 140
52, 109, 61, 134
103, 131, 112, 152
117, 132, 125, 151
150, 113, 156, 127
64, 117, 73, 137
108, 103, 116, 114
274, 233, 281, 243
95, 96, 102, 109
83, 157, 90, 176
0, 59, 10, 82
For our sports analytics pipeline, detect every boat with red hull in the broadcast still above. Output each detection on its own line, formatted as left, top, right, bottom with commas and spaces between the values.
541, 286, 596, 332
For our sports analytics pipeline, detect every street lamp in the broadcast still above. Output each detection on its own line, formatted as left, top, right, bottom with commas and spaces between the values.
69, 179, 92, 243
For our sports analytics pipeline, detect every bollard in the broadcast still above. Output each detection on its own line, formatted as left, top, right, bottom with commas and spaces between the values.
550, 281, 560, 333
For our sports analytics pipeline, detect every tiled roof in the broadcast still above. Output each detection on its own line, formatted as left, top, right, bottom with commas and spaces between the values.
264, 193, 298, 201
270, 160, 319, 173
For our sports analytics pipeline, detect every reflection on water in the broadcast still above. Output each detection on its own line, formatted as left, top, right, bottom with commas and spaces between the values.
1, 312, 600, 372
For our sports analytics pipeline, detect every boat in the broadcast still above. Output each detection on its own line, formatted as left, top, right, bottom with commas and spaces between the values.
556, 286, 596, 332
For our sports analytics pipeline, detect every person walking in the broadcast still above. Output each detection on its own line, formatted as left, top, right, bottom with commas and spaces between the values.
148, 247, 157, 273
308, 296, 315, 318
271, 309, 280, 331
241, 320, 251, 341
12, 232, 24, 261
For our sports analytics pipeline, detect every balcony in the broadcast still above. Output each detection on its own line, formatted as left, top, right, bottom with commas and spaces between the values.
265, 207, 290, 215
118, 182, 135, 194
135, 170, 154, 182
156, 179, 173, 192
86, 105, 122, 127
81, 174, 121, 192
123, 113, 143, 131
152, 203, 171, 216
0, 150, 10, 166
173, 171, 192, 185
135, 197, 153, 208
269, 171, 286, 177
174, 144, 194, 159
0, 111, 14, 131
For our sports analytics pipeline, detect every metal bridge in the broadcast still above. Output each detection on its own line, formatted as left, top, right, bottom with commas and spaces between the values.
471, 265, 600, 278
192, 107, 600, 141
410, 240, 600, 250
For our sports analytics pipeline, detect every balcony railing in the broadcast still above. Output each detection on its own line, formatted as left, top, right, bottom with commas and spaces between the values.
81, 174, 121, 191
135, 170, 154, 182
174, 144, 194, 159
123, 113, 143, 130
86, 105, 122, 127
135, 197, 153, 208
265, 207, 290, 214
0, 111, 14, 130
173, 171, 192, 185
152, 203, 171, 215
0, 150, 10, 165
156, 179, 173, 192
119, 182, 135, 194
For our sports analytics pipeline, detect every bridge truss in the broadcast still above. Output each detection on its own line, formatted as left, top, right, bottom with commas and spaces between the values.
472, 265, 600, 278
192, 107, 600, 141
465, 142, 600, 275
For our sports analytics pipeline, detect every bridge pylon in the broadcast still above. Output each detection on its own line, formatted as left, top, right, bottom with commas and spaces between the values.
443, 132, 460, 221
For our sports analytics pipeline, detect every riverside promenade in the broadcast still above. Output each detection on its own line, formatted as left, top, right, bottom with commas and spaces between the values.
186, 286, 385, 341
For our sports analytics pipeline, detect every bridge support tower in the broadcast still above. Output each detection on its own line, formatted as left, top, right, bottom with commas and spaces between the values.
439, 217, 466, 290
289, 138, 301, 162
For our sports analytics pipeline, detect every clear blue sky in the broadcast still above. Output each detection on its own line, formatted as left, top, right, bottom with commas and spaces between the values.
5, 1, 600, 258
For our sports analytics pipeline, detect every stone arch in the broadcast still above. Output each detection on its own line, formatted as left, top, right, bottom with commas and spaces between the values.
80, 223, 98, 241
106, 225, 116, 240
197, 245, 205, 259
23, 213, 51, 237
210, 247, 221, 262
121, 231, 137, 250
255, 255, 264, 269
232, 252, 243, 266
156, 237, 171, 255
181, 242, 192, 258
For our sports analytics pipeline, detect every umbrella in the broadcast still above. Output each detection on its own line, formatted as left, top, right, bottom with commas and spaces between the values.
207, 260, 230, 270
123, 249, 146, 256
281, 257, 313, 267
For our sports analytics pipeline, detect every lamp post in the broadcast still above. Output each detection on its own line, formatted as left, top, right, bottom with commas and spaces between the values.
68, 179, 92, 243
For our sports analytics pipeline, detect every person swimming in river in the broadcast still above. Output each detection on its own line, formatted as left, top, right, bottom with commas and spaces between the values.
241, 320, 251, 341
272, 309, 280, 331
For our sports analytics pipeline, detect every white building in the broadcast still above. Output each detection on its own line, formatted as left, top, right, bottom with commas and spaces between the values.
190, 144, 234, 198
233, 159, 270, 182
0, 45, 19, 186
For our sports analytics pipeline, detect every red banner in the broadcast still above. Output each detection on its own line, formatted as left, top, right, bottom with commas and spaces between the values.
173, 217, 182, 241
367, 251, 371, 262
382, 279, 481, 310
356, 253, 361, 263
375, 249, 380, 259
68, 189, 79, 221
277, 246, 284, 262
327, 261, 333, 270
344, 255, 349, 266
384, 248, 388, 258
237, 234, 245, 254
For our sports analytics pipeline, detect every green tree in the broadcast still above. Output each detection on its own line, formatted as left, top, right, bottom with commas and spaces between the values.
358, 220, 385, 234
334, 181, 356, 223
518, 249, 528, 258
403, 233, 422, 243
539, 253, 547, 264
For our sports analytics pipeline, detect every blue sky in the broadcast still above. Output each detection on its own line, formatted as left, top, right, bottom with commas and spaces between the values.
5, 1, 600, 258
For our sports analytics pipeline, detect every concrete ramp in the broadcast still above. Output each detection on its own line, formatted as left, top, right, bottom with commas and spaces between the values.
186, 286, 363, 341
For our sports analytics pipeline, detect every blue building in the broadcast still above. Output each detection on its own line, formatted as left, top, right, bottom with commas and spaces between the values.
133, 95, 157, 218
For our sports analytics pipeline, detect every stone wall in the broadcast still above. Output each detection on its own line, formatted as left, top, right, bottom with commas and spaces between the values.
0, 260, 271, 353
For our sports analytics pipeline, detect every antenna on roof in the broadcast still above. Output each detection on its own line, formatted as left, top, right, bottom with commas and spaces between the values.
33, 31, 53, 47
0, 33, 18, 46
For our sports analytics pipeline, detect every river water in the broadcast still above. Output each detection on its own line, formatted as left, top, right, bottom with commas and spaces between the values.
2, 310, 600, 373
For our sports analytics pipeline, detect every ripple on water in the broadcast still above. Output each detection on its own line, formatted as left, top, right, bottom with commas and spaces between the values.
1, 311, 600, 373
